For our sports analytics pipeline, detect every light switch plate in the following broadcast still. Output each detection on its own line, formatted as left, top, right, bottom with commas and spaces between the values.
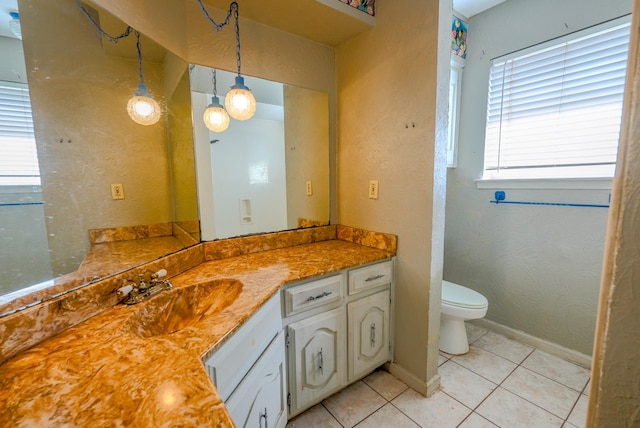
111, 183, 125, 200
368, 180, 378, 199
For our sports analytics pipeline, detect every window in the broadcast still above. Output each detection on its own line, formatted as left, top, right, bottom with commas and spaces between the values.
0, 81, 40, 186
448, 55, 464, 168
482, 17, 631, 180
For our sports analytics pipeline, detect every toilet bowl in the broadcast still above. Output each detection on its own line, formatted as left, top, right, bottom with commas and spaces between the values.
439, 280, 488, 355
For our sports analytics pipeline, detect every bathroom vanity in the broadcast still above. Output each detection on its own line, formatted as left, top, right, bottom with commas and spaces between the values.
0, 225, 396, 426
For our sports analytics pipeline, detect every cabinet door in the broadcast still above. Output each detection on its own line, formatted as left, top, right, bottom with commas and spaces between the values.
226, 331, 287, 428
348, 289, 390, 382
287, 306, 346, 416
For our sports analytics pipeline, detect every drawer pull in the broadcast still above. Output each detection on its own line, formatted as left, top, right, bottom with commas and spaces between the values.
260, 407, 268, 428
318, 347, 324, 375
371, 323, 376, 347
365, 274, 385, 282
305, 291, 333, 302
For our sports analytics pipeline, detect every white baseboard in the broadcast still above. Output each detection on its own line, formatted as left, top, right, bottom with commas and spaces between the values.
471, 318, 592, 369
387, 362, 441, 397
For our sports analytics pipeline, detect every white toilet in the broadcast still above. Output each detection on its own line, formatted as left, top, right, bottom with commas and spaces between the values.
439, 280, 488, 355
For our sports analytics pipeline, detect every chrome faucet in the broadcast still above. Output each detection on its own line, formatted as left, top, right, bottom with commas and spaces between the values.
116, 269, 173, 305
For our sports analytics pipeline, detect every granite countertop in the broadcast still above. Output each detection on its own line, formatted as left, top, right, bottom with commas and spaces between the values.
0, 240, 393, 426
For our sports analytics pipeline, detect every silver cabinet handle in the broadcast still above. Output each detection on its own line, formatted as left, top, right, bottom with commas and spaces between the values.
318, 347, 324, 375
260, 407, 268, 428
371, 323, 376, 347
305, 291, 333, 302
365, 274, 385, 282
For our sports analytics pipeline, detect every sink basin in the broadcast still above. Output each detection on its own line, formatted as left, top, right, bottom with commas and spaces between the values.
123, 278, 243, 338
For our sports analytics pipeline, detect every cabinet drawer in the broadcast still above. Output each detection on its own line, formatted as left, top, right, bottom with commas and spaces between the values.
348, 260, 393, 295
204, 292, 281, 401
283, 275, 343, 317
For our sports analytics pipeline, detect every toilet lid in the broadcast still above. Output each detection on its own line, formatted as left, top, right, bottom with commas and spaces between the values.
442, 280, 488, 309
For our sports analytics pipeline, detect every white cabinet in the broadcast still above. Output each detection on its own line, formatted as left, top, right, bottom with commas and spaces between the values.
283, 260, 393, 417
348, 289, 390, 382
286, 306, 346, 416
226, 331, 287, 428
204, 292, 286, 427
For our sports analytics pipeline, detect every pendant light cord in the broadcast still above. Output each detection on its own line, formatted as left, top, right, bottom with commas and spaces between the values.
134, 31, 145, 87
212, 69, 218, 97
77, 0, 132, 43
196, 0, 243, 77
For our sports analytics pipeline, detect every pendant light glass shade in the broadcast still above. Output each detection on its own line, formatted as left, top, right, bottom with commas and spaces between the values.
225, 76, 256, 121
127, 83, 161, 126
203, 95, 230, 132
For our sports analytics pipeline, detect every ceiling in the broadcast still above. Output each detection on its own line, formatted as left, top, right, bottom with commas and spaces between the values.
453, 0, 508, 18
1, 0, 507, 46
203, 0, 375, 47
0, 0, 18, 39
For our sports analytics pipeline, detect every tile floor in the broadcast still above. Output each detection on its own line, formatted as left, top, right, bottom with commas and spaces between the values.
286, 324, 590, 428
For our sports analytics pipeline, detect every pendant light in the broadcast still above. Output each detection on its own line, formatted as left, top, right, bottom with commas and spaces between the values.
197, 0, 256, 121
127, 31, 161, 126
203, 69, 230, 132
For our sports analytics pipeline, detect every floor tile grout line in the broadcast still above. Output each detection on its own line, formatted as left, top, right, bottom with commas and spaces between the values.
474, 340, 536, 365
349, 400, 388, 428
452, 344, 533, 427
443, 331, 585, 426
506, 363, 587, 398
362, 374, 409, 403
320, 402, 347, 428
388, 400, 432, 428
465, 340, 588, 394
324, 380, 390, 428
486, 349, 582, 424
561, 380, 590, 427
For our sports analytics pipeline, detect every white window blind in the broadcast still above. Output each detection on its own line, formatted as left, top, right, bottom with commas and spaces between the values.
483, 17, 631, 180
0, 82, 40, 186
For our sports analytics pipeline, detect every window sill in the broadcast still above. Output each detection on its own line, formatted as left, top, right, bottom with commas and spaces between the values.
475, 177, 613, 190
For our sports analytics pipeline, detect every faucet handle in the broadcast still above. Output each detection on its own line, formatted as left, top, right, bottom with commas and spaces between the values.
116, 284, 134, 299
151, 269, 167, 279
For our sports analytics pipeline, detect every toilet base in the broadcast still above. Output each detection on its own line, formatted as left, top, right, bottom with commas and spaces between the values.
439, 314, 470, 355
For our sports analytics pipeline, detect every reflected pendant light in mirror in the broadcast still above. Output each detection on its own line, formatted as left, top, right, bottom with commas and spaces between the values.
225, 75, 256, 121
127, 31, 161, 126
203, 69, 230, 132
197, 0, 256, 121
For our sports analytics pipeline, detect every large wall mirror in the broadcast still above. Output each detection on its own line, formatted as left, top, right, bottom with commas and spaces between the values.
190, 66, 329, 241
0, 0, 329, 315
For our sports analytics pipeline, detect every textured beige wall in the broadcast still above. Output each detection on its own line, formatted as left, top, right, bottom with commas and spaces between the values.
589, 0, 640, 425
165, 57, 198, 225
21, 0, 172, 276
284, 85, 330, 228
336, 0, 445, 391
